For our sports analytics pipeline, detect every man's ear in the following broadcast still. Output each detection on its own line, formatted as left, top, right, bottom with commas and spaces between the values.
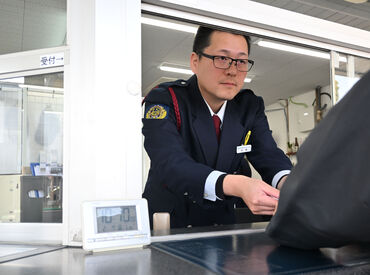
190, 52, 199, 74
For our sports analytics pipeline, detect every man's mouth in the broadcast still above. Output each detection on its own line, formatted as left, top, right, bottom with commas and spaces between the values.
220, 82, 237, 86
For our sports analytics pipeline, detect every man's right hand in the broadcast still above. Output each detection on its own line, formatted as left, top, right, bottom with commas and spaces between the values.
223, 175, 279, 216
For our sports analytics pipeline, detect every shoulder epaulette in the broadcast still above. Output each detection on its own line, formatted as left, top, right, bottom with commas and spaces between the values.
143, 81, 185, 132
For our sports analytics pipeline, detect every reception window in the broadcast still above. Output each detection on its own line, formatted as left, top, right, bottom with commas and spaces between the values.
0, 72, 63, 223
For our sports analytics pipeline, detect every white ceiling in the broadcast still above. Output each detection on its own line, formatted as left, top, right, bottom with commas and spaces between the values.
0, 0, 369, 105
0, 0, 66, 54
249, 0, 370, 32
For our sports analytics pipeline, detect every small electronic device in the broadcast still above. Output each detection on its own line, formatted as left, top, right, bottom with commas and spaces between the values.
82, 199, 151, 252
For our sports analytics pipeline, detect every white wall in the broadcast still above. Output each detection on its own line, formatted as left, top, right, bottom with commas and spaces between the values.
64, 0, 142, 245
265, 103, 288, 152
265, 85, 332, 166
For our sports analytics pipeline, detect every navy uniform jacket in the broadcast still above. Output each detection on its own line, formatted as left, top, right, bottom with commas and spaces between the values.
142, 75, 292, 228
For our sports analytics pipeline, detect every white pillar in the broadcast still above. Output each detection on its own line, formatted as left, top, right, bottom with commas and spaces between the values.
64, 0, 142, 245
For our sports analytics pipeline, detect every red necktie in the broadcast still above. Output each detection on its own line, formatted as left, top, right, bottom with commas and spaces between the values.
212, 114, 221, 143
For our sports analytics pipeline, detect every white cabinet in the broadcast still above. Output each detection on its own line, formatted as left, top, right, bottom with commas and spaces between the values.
0, 175, 20, 223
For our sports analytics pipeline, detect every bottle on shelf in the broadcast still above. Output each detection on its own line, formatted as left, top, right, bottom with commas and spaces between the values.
294, 137, 299, 152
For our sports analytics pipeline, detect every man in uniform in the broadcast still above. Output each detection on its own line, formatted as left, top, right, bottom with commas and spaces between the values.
142, 26, 292, 228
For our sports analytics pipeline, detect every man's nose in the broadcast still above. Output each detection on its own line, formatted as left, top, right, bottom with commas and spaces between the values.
226, 60, 238, 74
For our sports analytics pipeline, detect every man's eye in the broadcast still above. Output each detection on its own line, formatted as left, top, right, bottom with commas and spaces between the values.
218, 56, 228, 61
238, 60, 247, 65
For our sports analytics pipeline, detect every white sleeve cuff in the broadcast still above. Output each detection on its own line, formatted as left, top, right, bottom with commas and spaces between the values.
272, 170, 291, 188
204, 170, 226, 201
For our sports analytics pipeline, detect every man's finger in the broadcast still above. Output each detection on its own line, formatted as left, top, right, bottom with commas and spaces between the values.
262, 184, 280, 199
253, 209, 275, 215
256, 195, 279, 208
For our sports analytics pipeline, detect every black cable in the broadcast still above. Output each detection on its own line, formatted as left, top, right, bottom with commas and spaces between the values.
312, 92, 331, 107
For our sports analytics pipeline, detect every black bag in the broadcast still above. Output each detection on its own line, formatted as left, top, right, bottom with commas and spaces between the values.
266, 70, 370, 249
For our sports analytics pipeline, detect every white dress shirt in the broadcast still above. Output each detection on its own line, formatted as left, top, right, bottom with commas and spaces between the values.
202, 99, 290, 201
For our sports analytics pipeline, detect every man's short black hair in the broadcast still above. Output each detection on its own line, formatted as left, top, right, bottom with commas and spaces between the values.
192, 26, 251, 56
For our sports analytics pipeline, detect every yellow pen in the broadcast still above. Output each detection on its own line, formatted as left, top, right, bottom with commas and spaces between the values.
244, 130, 251, 145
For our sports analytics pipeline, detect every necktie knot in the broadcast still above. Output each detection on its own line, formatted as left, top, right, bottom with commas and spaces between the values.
212, 114, 221, 143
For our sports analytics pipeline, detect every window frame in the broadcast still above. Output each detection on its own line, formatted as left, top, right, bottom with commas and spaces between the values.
0, 46, 66, 243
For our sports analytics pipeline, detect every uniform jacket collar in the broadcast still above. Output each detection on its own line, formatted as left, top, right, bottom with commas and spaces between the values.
188, 75, 245, 172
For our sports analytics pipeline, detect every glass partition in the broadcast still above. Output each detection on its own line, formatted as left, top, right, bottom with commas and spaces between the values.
0, 72, 63, 223
0, 84, 22, 174
331, 53, 370, 104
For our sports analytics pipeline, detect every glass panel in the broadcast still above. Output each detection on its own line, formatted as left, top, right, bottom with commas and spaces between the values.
0, 0, 67, 55
22, 73, 64, 173
332, 53, 370, 104
0, 84, 22, 174
0, 72, 63, 223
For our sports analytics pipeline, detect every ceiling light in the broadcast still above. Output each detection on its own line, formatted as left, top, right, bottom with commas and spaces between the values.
44, 111, 62, 114
19, 84, 64, 93
244, 78, 252, 83
344, 0, 367, 3
0, 77, 25, 84
257, 40, 347, 62
159, 65, 193, 75
141, 17, 197, 33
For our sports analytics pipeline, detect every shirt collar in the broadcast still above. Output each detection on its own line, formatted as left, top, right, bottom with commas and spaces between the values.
203, 98, 227, 124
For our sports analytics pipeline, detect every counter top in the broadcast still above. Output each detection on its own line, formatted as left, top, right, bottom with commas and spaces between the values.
0, 223, 369, 275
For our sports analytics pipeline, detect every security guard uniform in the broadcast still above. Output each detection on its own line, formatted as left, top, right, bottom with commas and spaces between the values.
142, 75, 292, 228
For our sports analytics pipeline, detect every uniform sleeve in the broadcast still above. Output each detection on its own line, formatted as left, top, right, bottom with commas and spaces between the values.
204, 170, 226, 201
246, 96, 292, 185
142, 88, 213, 205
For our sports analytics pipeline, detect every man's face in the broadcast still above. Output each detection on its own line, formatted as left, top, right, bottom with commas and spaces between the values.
190, 31, 249, 109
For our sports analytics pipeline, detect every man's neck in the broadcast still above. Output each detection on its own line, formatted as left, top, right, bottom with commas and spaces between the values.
201, 95, 225, 114
203, 97, 227, 120
209, 102, 224, 113
196, 80, 226, 113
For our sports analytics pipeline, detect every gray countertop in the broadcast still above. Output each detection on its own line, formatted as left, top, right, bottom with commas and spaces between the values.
0, 246, 214, 275
0, 223, 369, 275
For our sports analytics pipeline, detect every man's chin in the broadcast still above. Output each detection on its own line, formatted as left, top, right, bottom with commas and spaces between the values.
221, 90, 239, 100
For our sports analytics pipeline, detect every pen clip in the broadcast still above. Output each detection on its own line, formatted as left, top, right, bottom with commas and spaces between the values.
244, 130, 251, 145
